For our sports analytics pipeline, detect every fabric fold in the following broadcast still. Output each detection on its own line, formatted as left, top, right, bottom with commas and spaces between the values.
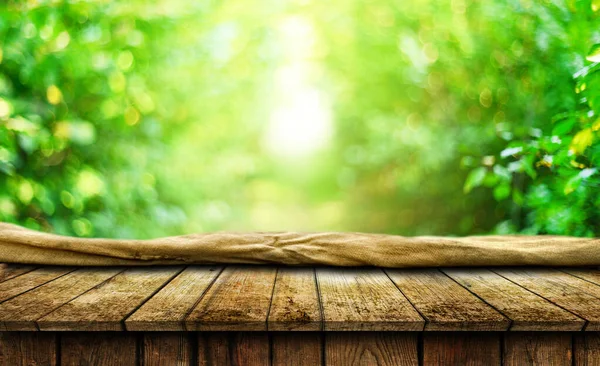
0, 222, 599, 267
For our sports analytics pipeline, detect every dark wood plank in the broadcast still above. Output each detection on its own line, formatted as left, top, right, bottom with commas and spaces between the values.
272, 333, 322, 366
268, 267, 321, 331
197, 332, 269, 366
444, 268, 584, 331
126, 266, 222, 331
504, 333, 572, 365
143, 333, 192, 366
575, 333, 600, 366
0, 332, 56, 366
0, 264, 37, 283
38, 267, 182, 331
326, 332, 418, 366
0, 267, 122, 331
317, 268, 423, 331
61, 333, 137, 366
186, 266, 277, 331
423, 333, 501, 365
387, 269, 509, 331
496, 268, 600, 331
0, 267, 73, 303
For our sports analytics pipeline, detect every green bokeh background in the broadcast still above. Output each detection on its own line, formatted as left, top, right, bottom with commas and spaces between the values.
1, 0, 599, 239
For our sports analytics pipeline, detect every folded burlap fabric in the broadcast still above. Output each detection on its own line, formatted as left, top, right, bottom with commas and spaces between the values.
0, 222, 598, 267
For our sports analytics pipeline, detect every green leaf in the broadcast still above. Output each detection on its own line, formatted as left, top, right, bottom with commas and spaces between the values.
493, 183, 511, 201
464, 167, 486, 193
587, 44, 600, 63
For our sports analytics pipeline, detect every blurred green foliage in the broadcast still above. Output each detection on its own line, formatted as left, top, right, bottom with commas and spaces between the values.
0, 0, 598, 238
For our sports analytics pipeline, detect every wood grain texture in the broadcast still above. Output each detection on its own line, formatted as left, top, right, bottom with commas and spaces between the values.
61, 333, 137, 366
197, 332, 269, 366
423, 333, 501, 366
0, 267, 73, 303
496, 268, 600, 331
444, 268, 584, 331
387, 269, 509, 331
575, 333, 600, 366
504, 333, 572, 366
186, 266, 277, 331
272, 332, 322, 366
326, 332, 418, 366
268, 267, 321, 331
0, 265, 36, 283
143, 333, 192, 366
317, 268, 423, 331
126, 266, 222, 331
0, 267, 122, 331
38, 267, 182, 331
0, 332, 56, 366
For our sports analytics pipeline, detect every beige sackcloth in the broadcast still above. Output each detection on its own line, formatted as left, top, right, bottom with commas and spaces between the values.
1, 222, 599, 267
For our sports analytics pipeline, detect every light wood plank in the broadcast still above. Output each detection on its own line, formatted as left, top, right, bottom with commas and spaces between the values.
0, 267, 73, 303
317, 268, 423, 331
0, 268, 122, 331
185, 266, 277, 331
61, 333, 137, 366
0, 264, 37, 283
444, 268, 584, 331
495, 268, 600, 331
0, 332, 57, 366
126, 266, 222, 331
268, 267, 321, 331
197, 332, 269, 366
423, 333, 500, 365
143, 333, 192, 366
387, 269, 509, 331
575, 333, 600, 366
326, 332, 418, 366
272, 333, 322, 366
504, 333, 572, 365
37, 267, 182, 331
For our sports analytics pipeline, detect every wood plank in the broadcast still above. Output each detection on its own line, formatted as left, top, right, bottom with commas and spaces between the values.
185, 266, 277, 331
0, 267, 123, 331
575, 333, 600, 366
268, 267, 321, 331
61, 333, 137, 366
0, 267, 73, 303
317, 268, 423, 331
37, 267, 182, 331
444, 268, 584, 331
0, 332, 57, 366
504, 333, 572, 365
126, 266, 222, 331
143, 333, 192, 366
197, 332, 269, 366
272, 333, 322, 366
325, 332, 418, 366
423, 333, 501, 365
0, 264, 37, 283
387, 269, 509, 331
495, 268, 600, 331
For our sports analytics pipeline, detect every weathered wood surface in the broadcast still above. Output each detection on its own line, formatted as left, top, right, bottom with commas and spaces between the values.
2, 331, 600, 365
317, 268, 423, 331
37, 267, 182, 331
387, 269, 509, 331
268, 268, 321, 331
3, 264, 600, 331
126, 266, 222, 331
444, 268, 585, 331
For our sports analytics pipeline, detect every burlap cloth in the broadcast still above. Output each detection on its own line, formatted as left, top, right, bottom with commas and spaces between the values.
1, 222, 599, 267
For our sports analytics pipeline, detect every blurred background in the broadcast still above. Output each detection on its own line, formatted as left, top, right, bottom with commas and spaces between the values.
0, 0, 599, 239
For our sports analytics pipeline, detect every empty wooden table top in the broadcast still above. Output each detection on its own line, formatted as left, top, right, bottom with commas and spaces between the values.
0, 264, 597, 332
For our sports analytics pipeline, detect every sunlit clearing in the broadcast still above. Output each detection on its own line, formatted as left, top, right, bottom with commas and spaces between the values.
265, 15, 332, 159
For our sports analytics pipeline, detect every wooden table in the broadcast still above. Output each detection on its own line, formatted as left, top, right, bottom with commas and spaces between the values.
1, 265, 600, 365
